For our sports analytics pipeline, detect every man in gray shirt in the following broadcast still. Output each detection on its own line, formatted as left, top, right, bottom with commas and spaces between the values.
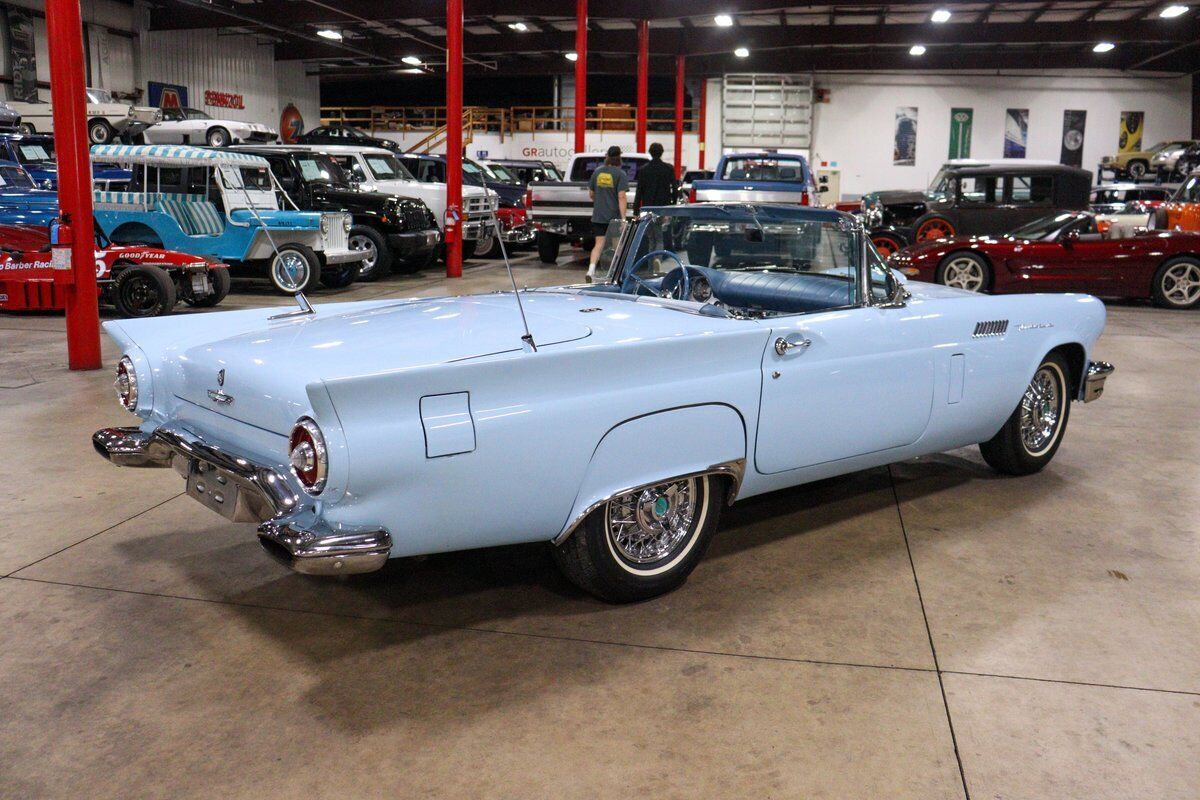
587, 145, 629, 281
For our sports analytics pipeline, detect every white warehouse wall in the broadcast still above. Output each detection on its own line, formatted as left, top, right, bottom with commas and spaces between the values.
805, 72, 1192, 198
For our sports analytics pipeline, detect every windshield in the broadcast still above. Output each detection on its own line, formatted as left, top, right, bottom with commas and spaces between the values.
1008, 212, 1083, 239
570, 157, 650, 182
0, 165, 35, 189
485, 163, 519, 182
294, 154, 347, 186
183, 108, 211, 121
718, 156, 809, 183
462, 159, 487, 187
612, 209, 862, 313
926, 166, 954, 200
15, 142, 54, 163
86, 88, 113, 104
1173, 174, 1200, 202
364, 154, 415, 181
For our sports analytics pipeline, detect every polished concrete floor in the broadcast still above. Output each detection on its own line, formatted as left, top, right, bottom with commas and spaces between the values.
2, 251, 1198, 799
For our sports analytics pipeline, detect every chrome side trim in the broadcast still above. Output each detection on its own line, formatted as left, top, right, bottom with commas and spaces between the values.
551, 458, 746, 546
257, 518, 392, 576
1082, 360, 1115, 403
93, 425, 300, 521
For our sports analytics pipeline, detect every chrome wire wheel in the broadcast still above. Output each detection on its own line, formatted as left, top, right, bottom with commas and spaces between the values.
942, 256, 986, 292
1159, 261, 1200, 308
271, 249, 309, 292
1019, 365, 1064, 456
349, 233, 378, 272
605, 477, 699, 567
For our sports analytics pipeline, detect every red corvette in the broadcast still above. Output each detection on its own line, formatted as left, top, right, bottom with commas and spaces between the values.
1, 223, 230, 317
888, 211, 1200, 310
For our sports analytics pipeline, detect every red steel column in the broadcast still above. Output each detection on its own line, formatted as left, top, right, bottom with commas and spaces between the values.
635, 20, 648, 152
698, 77, 708, 170
47, 0, 100, 370
574, 0, 587, 154
674, 55, 685, 179
445, 0, 463, 278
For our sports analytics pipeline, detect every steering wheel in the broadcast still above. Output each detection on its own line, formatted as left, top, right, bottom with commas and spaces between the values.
623, 250, 685, 297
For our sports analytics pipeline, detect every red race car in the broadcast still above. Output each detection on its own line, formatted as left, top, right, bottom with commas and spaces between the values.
0, 223, 230, 317
888, 211, 1200, 310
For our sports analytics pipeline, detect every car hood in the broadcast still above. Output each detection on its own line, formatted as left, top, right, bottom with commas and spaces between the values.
171, 294, 593, 434
866, 189, 927, 205
0, 188, 58, 208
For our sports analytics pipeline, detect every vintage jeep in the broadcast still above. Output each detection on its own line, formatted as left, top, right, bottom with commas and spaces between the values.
89, 144, 363, 294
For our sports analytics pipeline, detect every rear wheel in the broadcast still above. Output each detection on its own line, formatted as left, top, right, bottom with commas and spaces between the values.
112, 264, 176, 317
88, 118, 114, 144
980, 352, 1071, 476
17, 122, 35, 135
185, 267, 230, 308
871, 232, 905, 258
914, 214, 956, 242
936, 251, 991, 292
552, 474, 722, 603
1151, 257, 1200, 309
347, 226, 391, 281
536, 232, 561, 264
267, 244, 321, 294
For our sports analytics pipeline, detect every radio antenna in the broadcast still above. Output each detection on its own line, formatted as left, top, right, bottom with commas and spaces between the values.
485, 184, 536, 351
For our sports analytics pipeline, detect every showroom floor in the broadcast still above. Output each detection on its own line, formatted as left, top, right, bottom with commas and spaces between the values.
1, 251, 1198, 799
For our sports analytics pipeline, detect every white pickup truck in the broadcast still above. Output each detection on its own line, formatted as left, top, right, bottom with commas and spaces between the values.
525, 152, 648, 263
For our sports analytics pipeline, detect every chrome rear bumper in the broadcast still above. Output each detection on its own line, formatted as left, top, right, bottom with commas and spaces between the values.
1083, 361, 1115, 403
93, 425, 391, 575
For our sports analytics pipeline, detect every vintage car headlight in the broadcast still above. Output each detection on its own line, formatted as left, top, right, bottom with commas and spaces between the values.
289, 417, 327, 495
114, 356, 138, 412
320, 215, 331, 236
342, 215, 352, 233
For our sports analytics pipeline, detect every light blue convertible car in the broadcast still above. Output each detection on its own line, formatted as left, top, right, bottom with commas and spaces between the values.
93, 204, 1113, 602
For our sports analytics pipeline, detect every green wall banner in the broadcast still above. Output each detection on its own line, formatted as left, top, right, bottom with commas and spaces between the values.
948, 108, 973, 159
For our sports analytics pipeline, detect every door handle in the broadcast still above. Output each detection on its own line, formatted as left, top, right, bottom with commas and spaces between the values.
774, 336, 812, 356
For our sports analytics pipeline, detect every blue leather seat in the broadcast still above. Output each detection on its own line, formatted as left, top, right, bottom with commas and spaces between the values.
705, 269, 855, 313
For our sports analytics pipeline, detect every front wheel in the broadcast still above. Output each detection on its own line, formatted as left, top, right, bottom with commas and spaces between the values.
88, 118, 114, 144
552, 474, 722, 603
1127, 160, 1148, 180
474, 232, 501, 259
206, 126, 231, 147
347, 226, 391, 281
1151, 256, 1200, 309
871, 232, 905, 258
936, 251, 991, 292
980, 352, 1072, 476
112, 264, 177, 317
319, 260, 360, 289
17, 122, 35, 135
267, 244, 321, 294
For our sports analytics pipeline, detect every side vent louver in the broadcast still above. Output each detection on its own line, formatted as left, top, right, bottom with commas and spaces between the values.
973, 320, 1009, 338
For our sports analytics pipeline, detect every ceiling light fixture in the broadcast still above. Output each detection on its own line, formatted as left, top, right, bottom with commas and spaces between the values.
734, 46, 750, 57
401, 68, 423, 74
508, 21, 529, 31
1093, 41, 1116, 52
402, 55, 423, 66
910, 44, 927, 55
565, 51, 579, 61
316, 29, 343, 40
1160, 4, 1189, 17
714, 14, 734, 27
931, 8, 952, 22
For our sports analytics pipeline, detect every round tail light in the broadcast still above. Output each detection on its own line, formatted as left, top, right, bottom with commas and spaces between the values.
115, 356, 138, 412
289, 418, 327, 494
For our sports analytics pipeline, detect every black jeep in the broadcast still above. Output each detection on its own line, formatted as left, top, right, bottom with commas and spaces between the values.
232, 145, 440, 281
864, 162, 1092, 256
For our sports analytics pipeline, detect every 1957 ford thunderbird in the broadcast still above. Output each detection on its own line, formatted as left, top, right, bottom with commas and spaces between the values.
93, 204, 1114, 602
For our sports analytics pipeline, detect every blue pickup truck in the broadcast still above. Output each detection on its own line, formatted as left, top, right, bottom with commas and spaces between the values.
0, 160, 59, 226
689, 152, 822, 206
0, 133, 130, 190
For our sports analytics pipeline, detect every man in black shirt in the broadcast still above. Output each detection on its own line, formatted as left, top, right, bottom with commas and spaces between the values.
633, 142, 677, 213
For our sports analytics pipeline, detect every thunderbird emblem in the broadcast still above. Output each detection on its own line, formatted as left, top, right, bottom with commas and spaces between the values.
217, 368, 226, 387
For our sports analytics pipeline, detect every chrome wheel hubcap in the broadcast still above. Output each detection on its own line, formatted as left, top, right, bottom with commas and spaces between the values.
349, 235, 378, 269
944, 258, 985, 291
606, 478, 697, 564
1020, 367, 1062, 455
1162, 263, 1200, 307
272, 251, 308, 291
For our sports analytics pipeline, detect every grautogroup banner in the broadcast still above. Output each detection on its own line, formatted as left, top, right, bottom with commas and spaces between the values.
1004, 109, 1029, 158
948, 108, 973, 159
6, 9, 39, 102
1060, 110, 1086, 167
1120, 111, 1145, 153
893, 107, 918, 166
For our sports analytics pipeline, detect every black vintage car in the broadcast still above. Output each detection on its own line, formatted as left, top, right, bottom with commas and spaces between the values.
294, 124, 402, 152
867, 162, 1092, 255
232, 145, 440, 280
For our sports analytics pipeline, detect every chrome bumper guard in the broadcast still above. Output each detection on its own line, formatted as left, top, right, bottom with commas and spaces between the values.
93, 426, 391, 575
1083, 361, 1114, 403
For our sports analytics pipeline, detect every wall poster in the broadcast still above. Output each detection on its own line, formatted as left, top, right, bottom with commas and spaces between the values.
1060, 110, 1086, 167
893, 106, 918, 166
6, 9, 39, 102
948, 108, 973, 159
1003, 108, 1029, 158
1119, 111, 1145, 154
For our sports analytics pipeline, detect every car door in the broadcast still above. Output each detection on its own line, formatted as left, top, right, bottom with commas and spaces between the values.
754, 249, 935, 474
953, 174, 1002, 235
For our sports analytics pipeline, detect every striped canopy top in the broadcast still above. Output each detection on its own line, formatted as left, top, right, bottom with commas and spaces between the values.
90, 144, 269, 168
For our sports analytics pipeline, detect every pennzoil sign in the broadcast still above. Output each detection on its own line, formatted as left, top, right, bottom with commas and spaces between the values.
204, 90, 245, 110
